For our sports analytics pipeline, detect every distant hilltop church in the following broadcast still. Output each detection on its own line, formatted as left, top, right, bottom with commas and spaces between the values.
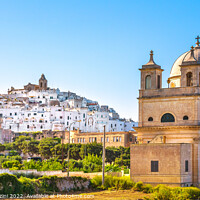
131, 36, 200, 187
9, 74, 48, 93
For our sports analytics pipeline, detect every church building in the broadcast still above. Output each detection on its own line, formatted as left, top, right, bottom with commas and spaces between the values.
130, 36, 200, 187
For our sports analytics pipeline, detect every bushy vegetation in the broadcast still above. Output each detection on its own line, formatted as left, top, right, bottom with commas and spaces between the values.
23, 159, 63, 171
1, 136, 130, 166
91, 176, 200, 199
0, 173, 200, 199
63, 154, 103, 173
91, 175, 134, 190
0, 173, 89, 195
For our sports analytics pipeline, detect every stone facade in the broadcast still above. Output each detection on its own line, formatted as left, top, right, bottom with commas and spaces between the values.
130, 143, 192, 186
71, 131, 136, 147
131, 38, 200, 186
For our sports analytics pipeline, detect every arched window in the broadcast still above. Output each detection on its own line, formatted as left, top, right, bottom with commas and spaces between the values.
186, 72, 193, 86
183, 115, 189, 120
161, 113, 175, 123
148, 117, 153, 122
145, 75, 151, 89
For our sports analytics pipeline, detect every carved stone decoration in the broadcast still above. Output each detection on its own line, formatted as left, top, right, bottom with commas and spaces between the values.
150, 135, 164, 143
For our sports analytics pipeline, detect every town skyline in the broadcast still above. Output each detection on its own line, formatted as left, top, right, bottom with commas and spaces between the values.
0, 1, 200, 121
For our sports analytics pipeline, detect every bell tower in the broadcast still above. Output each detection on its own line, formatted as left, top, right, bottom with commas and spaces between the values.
139, 50, 164, 90
39, 74, 47, 90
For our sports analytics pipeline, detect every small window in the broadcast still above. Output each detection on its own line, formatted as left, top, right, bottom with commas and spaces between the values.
151, 161, 159, 172
119, 137, 121, 142
113, 137, 116, 142
107, 137, 109, 142
27, 125, 29, 129
148, 117, 153, 122
185, 160, 189, 172
116, 137, 119, 142
183, 115, 189, 120
72, 138, 74, 143
78, 138, 79, 143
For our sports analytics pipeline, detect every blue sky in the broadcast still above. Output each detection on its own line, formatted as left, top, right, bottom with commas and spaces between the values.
0, 0, 199, 121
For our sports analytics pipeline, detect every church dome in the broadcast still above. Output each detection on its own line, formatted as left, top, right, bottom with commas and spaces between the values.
169, 36, 200, 88
170, 51, 188, 78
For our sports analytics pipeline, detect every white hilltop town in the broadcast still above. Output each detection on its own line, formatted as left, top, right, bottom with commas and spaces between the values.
0, 74, 137, 146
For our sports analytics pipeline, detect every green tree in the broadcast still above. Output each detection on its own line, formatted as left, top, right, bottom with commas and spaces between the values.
22, 140, 39, 157
80, 143, 102, 159
11, 136, 31, 154
38, 138, 60, 159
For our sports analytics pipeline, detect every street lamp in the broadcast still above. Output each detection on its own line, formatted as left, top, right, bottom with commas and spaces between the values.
67, 120, 81, 177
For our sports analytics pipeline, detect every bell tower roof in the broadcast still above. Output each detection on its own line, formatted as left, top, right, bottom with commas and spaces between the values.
142, 50, 161, 69
40, 74, 46, 80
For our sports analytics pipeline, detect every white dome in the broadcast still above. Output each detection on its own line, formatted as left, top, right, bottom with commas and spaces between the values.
170, 52, 188, 78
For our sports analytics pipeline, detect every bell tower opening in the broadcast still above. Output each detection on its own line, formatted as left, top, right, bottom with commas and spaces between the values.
186, 72, 193, 87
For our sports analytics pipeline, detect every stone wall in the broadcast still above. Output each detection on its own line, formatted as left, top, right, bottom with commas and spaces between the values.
130, 143, 193, 186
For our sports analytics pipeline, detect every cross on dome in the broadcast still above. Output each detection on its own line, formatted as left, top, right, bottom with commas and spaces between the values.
195, 35, 200, 46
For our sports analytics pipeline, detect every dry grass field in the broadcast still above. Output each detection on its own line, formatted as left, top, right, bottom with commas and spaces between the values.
7, 190, 152, 200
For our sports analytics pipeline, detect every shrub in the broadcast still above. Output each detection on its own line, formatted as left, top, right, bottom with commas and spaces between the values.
2, 160, 23, 170
0, 173, 23, 194
90, 175, 102, 189
105, 164, 121, 172
23, 159, 63, 171
134, 181, 144, 191
38, 176, 59, 193
91, 175, 134, 190
143, 184, 153, 193
19, 177, 37, 195
176, 187, 200, 200
153, 185, 173, 200
14, 172, 42, 179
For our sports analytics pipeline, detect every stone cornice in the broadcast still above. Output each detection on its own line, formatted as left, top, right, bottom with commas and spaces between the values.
138, 94, 200, 100
134, 125, 200, 131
